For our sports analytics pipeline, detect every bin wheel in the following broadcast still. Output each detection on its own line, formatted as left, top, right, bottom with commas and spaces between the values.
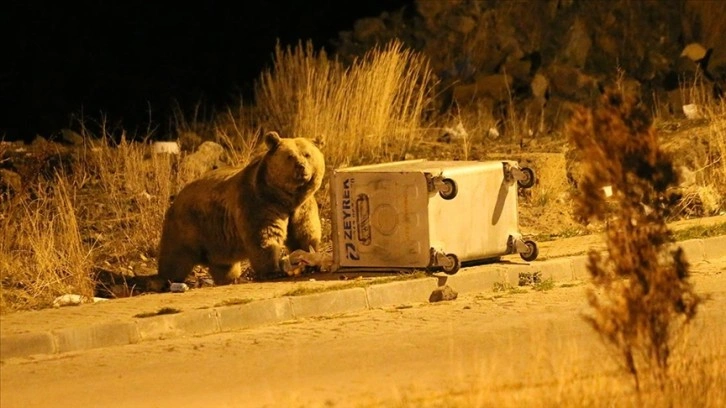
517, 167, 536, 189
519, 240, 539, 262
439, 178, 458, 200
442, 253, 461, 274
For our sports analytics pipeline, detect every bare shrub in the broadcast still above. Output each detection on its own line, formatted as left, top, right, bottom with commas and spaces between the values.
566, 88, 702, 390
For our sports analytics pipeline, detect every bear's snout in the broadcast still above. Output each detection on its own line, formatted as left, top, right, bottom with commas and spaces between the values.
294, 161, 311, 181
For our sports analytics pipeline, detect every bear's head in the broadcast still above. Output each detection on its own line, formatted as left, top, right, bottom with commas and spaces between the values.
261, 131, 325, 201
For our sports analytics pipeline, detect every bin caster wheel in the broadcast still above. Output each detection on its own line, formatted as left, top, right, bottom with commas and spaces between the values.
519, 240, 539, 262
517, 167, 536, 189
442, 253, 461, 274
439, 178, 458, 200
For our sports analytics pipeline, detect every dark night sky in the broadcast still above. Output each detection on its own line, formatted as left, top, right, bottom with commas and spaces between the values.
1, 0, 412, 141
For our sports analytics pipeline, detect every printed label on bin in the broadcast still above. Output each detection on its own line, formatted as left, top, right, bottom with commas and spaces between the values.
340, 177, 360, 260
356, 194, 371, 245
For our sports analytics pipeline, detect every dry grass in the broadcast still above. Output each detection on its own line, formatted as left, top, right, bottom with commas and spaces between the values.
0, 175, 95, 312
664, 72, 726, 216
255, 40, 436, 168
0, 42, 437, 313
0, 127, 254, 312
89, 134, 179, 260
0, 40, 721, 314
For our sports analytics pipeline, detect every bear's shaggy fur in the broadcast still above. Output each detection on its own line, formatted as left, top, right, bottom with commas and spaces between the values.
157, 131, 325, 285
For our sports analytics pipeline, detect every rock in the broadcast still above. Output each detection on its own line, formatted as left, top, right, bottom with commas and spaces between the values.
353, 17, 386, 42
335, 0, 726, 134
696, 185, 721, 215
60, 128, 84, 145
415, 0, 450, 23
429, 285, 458, 303
563, 17, 591, 68
681, 43, 708, 62
452, 73, 513, 104
531, 73, 549, 100
502, 55, 534, 84
446, 15, 477, 35
180, 141, 225, 178
546, 64, 598, 101
0, 169, 22, 200
678, 165, 697, 188
178, 131, 204, 152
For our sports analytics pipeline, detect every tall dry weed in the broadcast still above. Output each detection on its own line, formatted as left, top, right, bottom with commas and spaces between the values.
213, 103, 266, 165
567, 88, 702, 390
87, 132, 184, 263
0, 175, 94, 311
255, 40, 435, 167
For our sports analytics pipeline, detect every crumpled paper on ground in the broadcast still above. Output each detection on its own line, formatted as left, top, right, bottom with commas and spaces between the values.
281, 247, 333, 277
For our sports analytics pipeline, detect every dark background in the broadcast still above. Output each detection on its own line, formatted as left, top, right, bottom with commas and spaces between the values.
1, 0, 411, 141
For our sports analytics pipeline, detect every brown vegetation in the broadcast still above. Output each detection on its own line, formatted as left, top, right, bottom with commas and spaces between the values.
1, 41, 724, 318
567, 87, 703, 390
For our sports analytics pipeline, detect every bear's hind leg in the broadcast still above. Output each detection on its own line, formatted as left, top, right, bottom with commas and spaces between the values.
209, 262, 243, 285
158, 250, 197, 284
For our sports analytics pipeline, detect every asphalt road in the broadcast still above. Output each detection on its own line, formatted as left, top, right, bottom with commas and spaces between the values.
2, 261, 725, 408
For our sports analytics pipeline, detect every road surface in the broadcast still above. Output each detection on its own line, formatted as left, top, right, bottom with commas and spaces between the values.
2, 260, 725, 407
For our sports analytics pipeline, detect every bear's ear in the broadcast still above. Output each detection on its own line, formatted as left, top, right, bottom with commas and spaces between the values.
313, 135, 326, 148
264, 131, 281, 150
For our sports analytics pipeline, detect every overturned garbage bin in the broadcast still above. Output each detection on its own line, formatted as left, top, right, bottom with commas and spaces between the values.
329, 159, 538, 274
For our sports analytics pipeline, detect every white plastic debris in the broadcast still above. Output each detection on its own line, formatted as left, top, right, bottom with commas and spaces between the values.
170, 282, 189, 293
152, 141, 181, 155
682, 104, 701, 119
602, 185, 613, 197
53, 294, 108, 308
438, 122, 469, 143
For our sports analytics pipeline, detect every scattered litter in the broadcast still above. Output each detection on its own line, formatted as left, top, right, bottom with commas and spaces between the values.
602, 185, 613, 197
438, 122, 469, 143
682, 104, 701, 120
281, 247, 333, 276
170, 282, 189, 293
152, 141, 180, 155
53, 294, 108, 308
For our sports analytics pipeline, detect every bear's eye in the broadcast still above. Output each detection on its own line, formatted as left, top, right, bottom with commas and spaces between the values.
303, 152, 311, 159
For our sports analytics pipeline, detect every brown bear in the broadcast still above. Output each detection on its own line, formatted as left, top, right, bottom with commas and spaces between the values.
156, 131, 325, 285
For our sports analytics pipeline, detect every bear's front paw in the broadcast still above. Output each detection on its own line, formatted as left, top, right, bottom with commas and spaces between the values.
280, 254, 304, 277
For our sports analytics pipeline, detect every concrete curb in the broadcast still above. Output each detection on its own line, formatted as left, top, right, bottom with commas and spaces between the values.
2, 236, 725, 361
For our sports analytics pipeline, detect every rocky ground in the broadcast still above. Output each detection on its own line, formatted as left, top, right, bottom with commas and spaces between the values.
334, 0, 726, 134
